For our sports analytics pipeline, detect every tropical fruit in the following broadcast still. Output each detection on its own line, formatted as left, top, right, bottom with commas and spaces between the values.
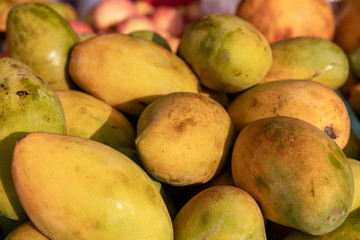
227, 80, 351, 149
259, 37, 349, 90
349, 158, 360, 218
135, 92, 235, 186
232, 116, 354, 235
56, 90, 136, 149
69, 33, 200, 116
4, 222, 48, 240
173, 186, 266, 240
236, 0, 336, 44
11, 132, 173, 240
0, 57, 66, 220
6, 3, 79, 91
177, 13, 272, 93
284, 217, 360, 239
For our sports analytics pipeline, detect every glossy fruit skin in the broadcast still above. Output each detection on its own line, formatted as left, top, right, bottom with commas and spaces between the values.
259, 37, 349, 90
177, 13, 272, 93
69, 33, 200, 116
0, 57, 66, 220
11, 132, 173, 240
6, 3, 79, 91
232, 116, 354, 236
227, 79, 350, 149
173, 186, 267, 240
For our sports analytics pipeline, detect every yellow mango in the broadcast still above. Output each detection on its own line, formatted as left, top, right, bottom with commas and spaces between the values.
0, 57, 66, 220
5, 222, 48, 240
232, 116, 354, 235
11, 132, 173, 240
227, 80, 350, 149
135, 92, 235, 186
69, 33, 200, 116
349, 158, 360, 218
56, 90, 136, 149
178, 13, 272, 93
259, 37, 349, 90
173, 186, 266, 240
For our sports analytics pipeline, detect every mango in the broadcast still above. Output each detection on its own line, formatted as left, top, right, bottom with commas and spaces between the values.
11, 132, 173, 240
259, 37, 349, 90
56, 90, 136, 149
284, 218, 360, 239
69, 33, 200, 116
232, 116, 354, 235
349, 158, 360, 218
173, 185, 266, 240
177, 13, 272, 93
135, 92, 235, 186
227, 80, 350, 149
0, 57, 66, 220
45, 2, 78, 21
129, 30, 172, 52
6, 3, 79, 91
349, 45, 360, 79
5, 222, 48, 240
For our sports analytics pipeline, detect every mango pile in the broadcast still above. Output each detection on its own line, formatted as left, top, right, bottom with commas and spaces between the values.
1, 0, 360, 239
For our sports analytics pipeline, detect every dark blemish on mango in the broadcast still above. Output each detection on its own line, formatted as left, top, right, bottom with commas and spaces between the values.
223, 53, 230, 61
16, 90, 29, 99
10, 63, 18, 68
1, 84, 8, 90
256, 176, 270, 192
174, 118, 196, 133
328, 153, 343, 169
311, 180, 315, 197
324, 126, 337, 139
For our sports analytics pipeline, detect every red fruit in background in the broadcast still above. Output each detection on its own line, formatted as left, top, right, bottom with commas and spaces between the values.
151, 6, 184, 37
69, 20, 94, 34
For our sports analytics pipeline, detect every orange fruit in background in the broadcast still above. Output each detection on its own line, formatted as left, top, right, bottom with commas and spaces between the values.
334, 0, 360, 53
236, 0, 336, 44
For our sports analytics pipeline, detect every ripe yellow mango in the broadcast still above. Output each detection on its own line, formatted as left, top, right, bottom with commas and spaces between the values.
69, 33, 200, 116
178, 13, 272, 93
56, 90, 136, 149
0, 57, 66, 220
5, 222, 48, 240
135, 92, 235, 186
6, 3, 79, 90
227, 80, 350, 149
11, 132, 173, 240
259, 37, 349, 90
232, 116, 354, 235
173, 186, 266, 240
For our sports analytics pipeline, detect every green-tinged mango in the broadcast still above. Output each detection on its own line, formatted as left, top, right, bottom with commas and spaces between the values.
129, 30, 172, 52
349, 158, 360, 218
117, 147, 178, 219
56, 90, 136, 149
227, 80, 350, 149
173, 185, 267, 240
135, 92, 235, 186
284, 218, 360, 239
177, 13, 272, 93
5, 222, 48, 240
349, 45, 360, 79
11, 132, 173, 240
6, 3, 79, 91
69, 33, 200, 116
260, 37, 349, 89
232, 116, 354, 235
0, 57, 66, 220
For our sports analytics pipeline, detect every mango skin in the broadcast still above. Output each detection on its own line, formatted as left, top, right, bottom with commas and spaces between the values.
177, 13, 272, 93
349, 158, 360, 218
56, 90, 136, 149
69, 33, 200, 116
135, 92, 235, 186
0, 57, 66, 220
231, 116, 354, 235
284, 218, 360, 240
5, 222, 48, 240
11, 132, 173, 240
6, 3, 79, 91
173, 186, 266, 240
227, 80, 350, 149
259, 37, 349, 90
